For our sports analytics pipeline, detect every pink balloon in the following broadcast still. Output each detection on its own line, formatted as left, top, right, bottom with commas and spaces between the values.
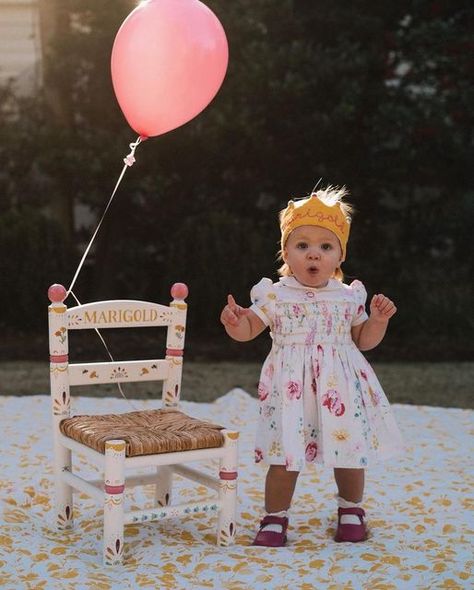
111, 0, 228, 137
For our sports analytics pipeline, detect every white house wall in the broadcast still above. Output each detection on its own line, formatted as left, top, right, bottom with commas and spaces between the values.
0, 0, 42, 94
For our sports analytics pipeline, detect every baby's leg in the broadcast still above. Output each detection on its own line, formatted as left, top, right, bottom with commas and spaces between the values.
333, 468, 367, 542
265, 465, 299, 512
253, 465, 299, 546
333, 468, 364, 502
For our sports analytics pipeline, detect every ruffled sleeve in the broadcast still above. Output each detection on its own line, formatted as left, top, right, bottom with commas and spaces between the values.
350, 280, 369, 326
250, 278, 276, 327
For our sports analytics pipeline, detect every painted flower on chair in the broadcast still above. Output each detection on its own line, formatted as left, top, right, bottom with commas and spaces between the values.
68, 313, 82, 326
219, 521, 236, 546
255, 448, 263, 463
53, 390, 69, 416
286, 380, 302, 401
174, 324, 185, 339
305, 441, 318, 462
258, 382, 269, 401
105, 538, 123, 566
54, 327, 66, 344
57, 504, 73, 526
110, 367, 128, 380
322, 389, 345, 416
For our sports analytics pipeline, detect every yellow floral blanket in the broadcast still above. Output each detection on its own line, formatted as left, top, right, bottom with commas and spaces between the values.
0, 390, 471, 589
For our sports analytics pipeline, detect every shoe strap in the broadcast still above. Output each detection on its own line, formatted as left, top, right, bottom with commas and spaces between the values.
338, 507, 365, 518
260, 515, 289, 529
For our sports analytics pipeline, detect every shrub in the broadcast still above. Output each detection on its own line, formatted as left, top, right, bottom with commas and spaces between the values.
0, 209, 73, 330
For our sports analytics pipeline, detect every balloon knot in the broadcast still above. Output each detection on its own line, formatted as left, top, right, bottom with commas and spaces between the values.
123, 136, 142, 167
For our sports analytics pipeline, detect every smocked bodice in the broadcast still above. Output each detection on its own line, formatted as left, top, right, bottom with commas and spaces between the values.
250, 276, 368, 349
271, 299, 355, 348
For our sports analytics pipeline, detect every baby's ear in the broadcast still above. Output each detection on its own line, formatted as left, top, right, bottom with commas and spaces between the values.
282, 248, 288, 263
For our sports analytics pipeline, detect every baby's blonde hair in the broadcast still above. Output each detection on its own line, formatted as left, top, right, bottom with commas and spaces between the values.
277, 186, 353, 281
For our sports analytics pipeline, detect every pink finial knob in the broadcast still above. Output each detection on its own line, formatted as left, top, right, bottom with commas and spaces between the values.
48, 284, 67, 303
171, 282, 188, 300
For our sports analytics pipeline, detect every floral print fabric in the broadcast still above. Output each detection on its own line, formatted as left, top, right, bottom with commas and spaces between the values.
250, 276, 403, 471
0, 391, 471, 589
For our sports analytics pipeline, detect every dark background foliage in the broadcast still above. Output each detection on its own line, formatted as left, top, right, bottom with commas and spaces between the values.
0, 0, 472, 361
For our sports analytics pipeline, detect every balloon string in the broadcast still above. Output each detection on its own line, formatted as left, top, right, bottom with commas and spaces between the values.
66, 135, 143, 296
65, 136, 144, 411
69, 290, 140, 411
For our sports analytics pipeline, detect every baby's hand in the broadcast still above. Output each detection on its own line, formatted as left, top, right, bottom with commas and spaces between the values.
220, 294, 250, 327
369, 294, 397, 323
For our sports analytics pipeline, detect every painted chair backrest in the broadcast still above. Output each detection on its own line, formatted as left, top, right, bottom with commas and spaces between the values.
48, 283, 189, 414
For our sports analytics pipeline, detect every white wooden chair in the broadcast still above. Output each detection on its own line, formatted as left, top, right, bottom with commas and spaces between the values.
48, 282, 238, 565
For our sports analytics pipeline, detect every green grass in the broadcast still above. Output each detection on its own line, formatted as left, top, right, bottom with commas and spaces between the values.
0, 361, 472, 409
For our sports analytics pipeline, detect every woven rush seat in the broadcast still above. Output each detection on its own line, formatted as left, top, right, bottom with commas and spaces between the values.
60, 409, 225, 457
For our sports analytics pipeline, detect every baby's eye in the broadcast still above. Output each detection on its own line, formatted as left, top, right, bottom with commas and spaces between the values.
321, 243, 333, 251
296, 242, 308, 249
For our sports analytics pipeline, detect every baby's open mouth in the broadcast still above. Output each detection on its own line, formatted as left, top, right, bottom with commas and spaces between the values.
308, 267, 319, 274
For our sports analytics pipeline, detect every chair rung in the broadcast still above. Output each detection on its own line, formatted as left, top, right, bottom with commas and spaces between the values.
125, 446, 226, 467
172, 465, 219, 491
124, 501, 221, 525
87, 472, 163, 490
62, 467, 219, 501
61, 470, 103, 502
69, 359, 169, 386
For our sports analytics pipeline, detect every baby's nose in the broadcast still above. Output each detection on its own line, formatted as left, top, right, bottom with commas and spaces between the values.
307, 248, 320, 259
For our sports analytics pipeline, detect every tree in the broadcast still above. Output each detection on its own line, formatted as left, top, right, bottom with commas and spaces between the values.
0, 0, 472, 358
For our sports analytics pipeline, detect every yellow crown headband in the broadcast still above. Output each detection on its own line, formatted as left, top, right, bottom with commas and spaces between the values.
280, 193, 351, 259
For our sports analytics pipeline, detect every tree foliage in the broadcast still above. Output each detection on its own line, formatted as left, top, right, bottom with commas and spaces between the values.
0, 0, 472, 359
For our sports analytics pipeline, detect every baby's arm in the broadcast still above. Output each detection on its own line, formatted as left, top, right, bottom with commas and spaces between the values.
220, 294, 266, 342
352, 294, 397, 351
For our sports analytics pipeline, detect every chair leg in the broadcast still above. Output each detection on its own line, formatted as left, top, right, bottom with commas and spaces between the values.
217, 430, 239, 546
103, 440, 126, 566
155, 466, 173, 507
54, 444, 74, 530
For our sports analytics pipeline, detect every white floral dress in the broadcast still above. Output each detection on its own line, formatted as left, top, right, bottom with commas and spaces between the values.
250, 276, 403, 471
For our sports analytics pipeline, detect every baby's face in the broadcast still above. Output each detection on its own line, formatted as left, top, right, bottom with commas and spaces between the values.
283, 225, 343, 288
